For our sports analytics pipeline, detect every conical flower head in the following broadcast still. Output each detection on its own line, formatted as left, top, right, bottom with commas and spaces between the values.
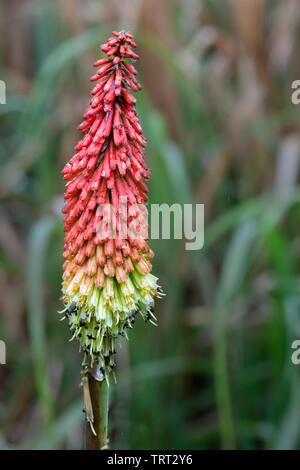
61, 31, 162, 376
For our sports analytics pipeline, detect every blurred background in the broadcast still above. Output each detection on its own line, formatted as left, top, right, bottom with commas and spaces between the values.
1, 0, 300, 450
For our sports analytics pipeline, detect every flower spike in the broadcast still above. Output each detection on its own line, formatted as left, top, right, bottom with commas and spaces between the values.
61, 31, 163, 377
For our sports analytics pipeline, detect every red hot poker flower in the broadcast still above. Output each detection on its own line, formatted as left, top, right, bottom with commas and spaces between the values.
61, 31, 163, 377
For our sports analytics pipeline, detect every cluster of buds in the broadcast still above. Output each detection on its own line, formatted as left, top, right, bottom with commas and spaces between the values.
61, 31, 162, 377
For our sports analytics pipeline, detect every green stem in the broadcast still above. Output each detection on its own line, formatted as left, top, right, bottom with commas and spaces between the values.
85, 371, 109, 450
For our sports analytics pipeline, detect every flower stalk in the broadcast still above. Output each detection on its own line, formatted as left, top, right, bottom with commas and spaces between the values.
84, 370, 109, 450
